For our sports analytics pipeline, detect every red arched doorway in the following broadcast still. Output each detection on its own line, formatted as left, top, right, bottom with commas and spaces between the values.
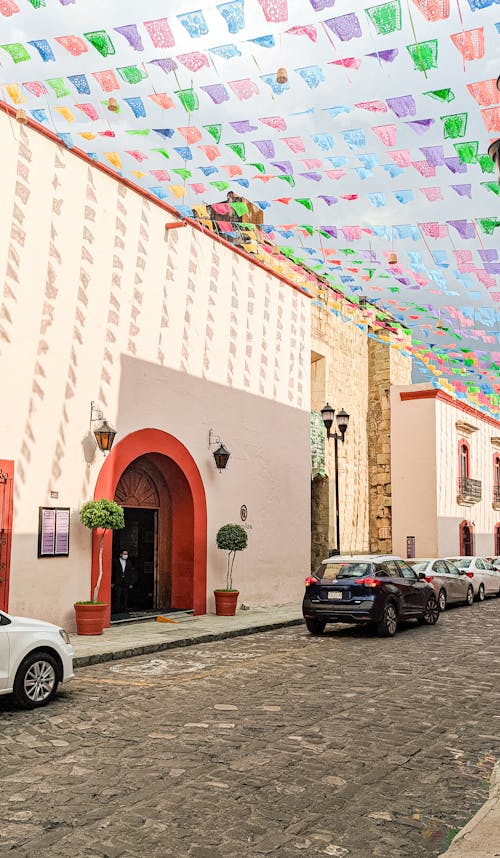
92, 429, 207, 627
459, 520, 474, 557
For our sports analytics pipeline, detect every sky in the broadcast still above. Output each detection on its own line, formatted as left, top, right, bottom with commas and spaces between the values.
1, 0, 500, 412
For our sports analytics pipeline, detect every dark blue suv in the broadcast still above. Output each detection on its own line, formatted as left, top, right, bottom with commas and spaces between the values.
302, 555, 439, 637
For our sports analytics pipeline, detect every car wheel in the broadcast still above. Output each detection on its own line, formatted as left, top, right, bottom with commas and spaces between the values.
377, 601, 398, 637
305, 618, 326, 636
419, 596, 440, 626
476, 584, 485, 603
13, 651, 59, 709
465, 585, 474, 606
437, 589, 447, 612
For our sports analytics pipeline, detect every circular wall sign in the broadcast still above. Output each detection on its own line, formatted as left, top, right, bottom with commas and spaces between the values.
240, 504, 248, 522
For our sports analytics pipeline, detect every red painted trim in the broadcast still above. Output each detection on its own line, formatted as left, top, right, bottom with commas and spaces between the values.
400, 388, 500, 431
459, 520, 474, 556
0, 100, 311, 301
458, 438, 470, 481
92, 429, 207, 627
0, 460, 14, 613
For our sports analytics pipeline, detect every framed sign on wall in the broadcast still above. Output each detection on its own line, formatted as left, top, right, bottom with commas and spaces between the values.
38, 507, 70, 558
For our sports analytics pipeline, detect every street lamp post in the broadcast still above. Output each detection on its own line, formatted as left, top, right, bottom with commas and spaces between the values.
320, 403, 350, 556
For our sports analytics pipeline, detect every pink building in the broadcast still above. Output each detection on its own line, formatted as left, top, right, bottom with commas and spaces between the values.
0, 105, 311, 629
391, 384, 500, 559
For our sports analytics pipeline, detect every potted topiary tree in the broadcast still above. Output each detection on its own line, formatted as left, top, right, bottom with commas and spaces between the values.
76, 498, 125, 635
214, 523, 248, 616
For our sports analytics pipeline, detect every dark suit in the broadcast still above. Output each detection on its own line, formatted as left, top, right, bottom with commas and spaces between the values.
112, 557, 137, 613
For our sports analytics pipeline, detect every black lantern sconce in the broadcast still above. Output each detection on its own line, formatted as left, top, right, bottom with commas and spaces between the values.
320, 403, 350, 555
89, 401, 117, 455
208, 429, 231, 472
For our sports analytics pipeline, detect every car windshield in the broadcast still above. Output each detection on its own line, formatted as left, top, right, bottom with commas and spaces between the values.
317, 562, 373, 580
453, 559, 472, 569
407, 561, 428, 572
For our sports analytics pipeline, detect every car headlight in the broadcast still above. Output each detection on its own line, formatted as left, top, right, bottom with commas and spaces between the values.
59, 628, 71, 645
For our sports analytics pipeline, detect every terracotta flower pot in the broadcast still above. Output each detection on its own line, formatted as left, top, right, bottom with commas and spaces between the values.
214, 590, 239, 616
74, 602, 107, 635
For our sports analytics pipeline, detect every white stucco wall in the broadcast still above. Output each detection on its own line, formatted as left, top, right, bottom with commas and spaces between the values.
391, 384, 500, 558
390, 385, 438, 558
0, 111, 311, 628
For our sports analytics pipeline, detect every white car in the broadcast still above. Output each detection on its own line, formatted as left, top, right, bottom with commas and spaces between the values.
407, 558, 473, 611
446, 557, 500, 602
0, 610, 74, 708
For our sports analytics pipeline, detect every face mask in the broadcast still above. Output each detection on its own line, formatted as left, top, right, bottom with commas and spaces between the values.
122, 554, 128, 560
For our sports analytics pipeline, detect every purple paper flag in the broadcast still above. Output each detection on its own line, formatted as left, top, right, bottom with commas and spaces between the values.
230, 119, 258, 133
448, 220, 475, 239
318, 196, 338, 205
201, 83, 229, 103
325, 13, 361, 41
405, 119, 434, 135
420, 146, 445, 166
150, 57, 178, 73
309, 0, 336, 9
270, 160, 293, 175
386, 95, 416, 117
366, 49, 398, 62
252, 139, 275, 158
444, 157, 467, 174
451, 184, 472, 197
114, 24, 144, 51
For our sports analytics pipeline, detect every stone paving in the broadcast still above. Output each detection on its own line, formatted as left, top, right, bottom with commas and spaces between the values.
0, 600, 499, 858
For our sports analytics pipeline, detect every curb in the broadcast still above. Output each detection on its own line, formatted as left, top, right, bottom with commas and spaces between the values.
73, 617, 304, 668
444, 761, 500, 856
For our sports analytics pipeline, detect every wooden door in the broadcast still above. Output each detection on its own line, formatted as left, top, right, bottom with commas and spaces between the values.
0, 461, 14, 612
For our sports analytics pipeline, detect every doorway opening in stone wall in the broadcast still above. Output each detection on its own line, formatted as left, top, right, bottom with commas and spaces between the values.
111, 454, 193, 622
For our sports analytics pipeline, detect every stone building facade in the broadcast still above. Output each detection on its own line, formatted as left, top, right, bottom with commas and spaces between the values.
310, 293, 412, 569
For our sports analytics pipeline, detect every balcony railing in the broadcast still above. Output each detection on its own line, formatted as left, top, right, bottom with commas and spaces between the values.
493, 485, 500, 507
457, 477, 482, 505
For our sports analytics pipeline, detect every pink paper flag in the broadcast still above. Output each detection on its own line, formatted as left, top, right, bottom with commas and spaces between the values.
450, 28, 484, 61
282, 137, 305, 153
389, 149, 411, 167
177, 51, 209, 72
148, 93, 174, 109
260, 115, 287, 131
371, 124, 396, 146
466, 79, 500, 107
286, 25, 317, 41
355, 101, 387, 112
178, 126, 202, 144
411, 0, 450, 21
23, 81, 47, 97
92, 70, 119, 92
198, 145, 221, 162
420, 187, 443, 201
258, 0, 288, 22
75, 103, 99, 121
229, 79, 259, 100
412, 160, 436, 177
144, 18, 175, 49
480, 108, 500, 133
55, 35, 88, 56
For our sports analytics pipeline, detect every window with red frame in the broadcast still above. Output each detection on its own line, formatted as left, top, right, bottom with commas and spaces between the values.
495, 524, 500, 557
459, 441, 470, 490
494, 455, 500, 504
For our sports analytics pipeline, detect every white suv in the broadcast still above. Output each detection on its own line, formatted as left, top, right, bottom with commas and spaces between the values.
0, 610, 74, 708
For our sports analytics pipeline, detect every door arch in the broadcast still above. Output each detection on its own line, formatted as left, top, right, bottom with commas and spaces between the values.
92, 429, 207, 626
459, 520, 474, 556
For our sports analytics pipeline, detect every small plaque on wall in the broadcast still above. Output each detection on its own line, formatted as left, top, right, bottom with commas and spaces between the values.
38, 507, 70, 558
406, 536, 416, 559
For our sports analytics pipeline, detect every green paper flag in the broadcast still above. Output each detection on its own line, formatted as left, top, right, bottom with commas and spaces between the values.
117, 66, 147, 84
441, 113, 468, 139
366, 0, 402, 35
277, 175, 296, 187
231, 202, 249, 216
248, 162, 265, 173
28, 0, 45, 6
210, 181, 230, 191
204, 124, 221, 143
126, 129, 151, 136
47, 78, 71, 98
300, 224, 314, 235
406, 40, 438, 72
84, 30, 115, 57
172, 168, 192, 180
226, 142, 246, 160
478, 154, 495, 174
1, 43, 31, 63
454, 141, 478, 164
296, 199, 313, 211
152, 148, 170, 159
424, 89, 455, 102
476, 218, 500, 235
175, 89, 199, 112
481, 182, 500, 196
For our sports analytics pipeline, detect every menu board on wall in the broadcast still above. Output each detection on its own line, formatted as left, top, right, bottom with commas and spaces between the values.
38, 507, 70, 558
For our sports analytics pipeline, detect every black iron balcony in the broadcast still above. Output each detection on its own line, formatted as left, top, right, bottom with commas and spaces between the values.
493, 485, 500, 508
457, 477, 482, 505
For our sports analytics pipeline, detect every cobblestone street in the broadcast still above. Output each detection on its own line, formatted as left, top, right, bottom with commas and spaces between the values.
1, 601, 499, 858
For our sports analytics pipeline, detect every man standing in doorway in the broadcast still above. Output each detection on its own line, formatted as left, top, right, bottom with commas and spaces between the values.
112, 549, 137, 614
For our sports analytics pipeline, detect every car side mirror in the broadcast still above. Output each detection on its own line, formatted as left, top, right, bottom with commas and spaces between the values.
417, 572, 426, 580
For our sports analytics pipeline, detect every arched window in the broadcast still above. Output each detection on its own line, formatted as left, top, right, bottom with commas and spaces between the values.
495, 524, 500, 557
459, 520, 474, 557
494, 454, 500, 504
458, 440, 470, 491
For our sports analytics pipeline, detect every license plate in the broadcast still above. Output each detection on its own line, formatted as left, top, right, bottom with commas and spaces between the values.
328, 591, 343, 600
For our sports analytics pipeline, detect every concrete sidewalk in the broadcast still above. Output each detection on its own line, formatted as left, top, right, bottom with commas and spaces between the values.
72, 603, 303, 667
444, 761, 500, 857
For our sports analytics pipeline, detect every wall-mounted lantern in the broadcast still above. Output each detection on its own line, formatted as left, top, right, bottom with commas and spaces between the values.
90, 402, 117, 454
208, 429, 230, 471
